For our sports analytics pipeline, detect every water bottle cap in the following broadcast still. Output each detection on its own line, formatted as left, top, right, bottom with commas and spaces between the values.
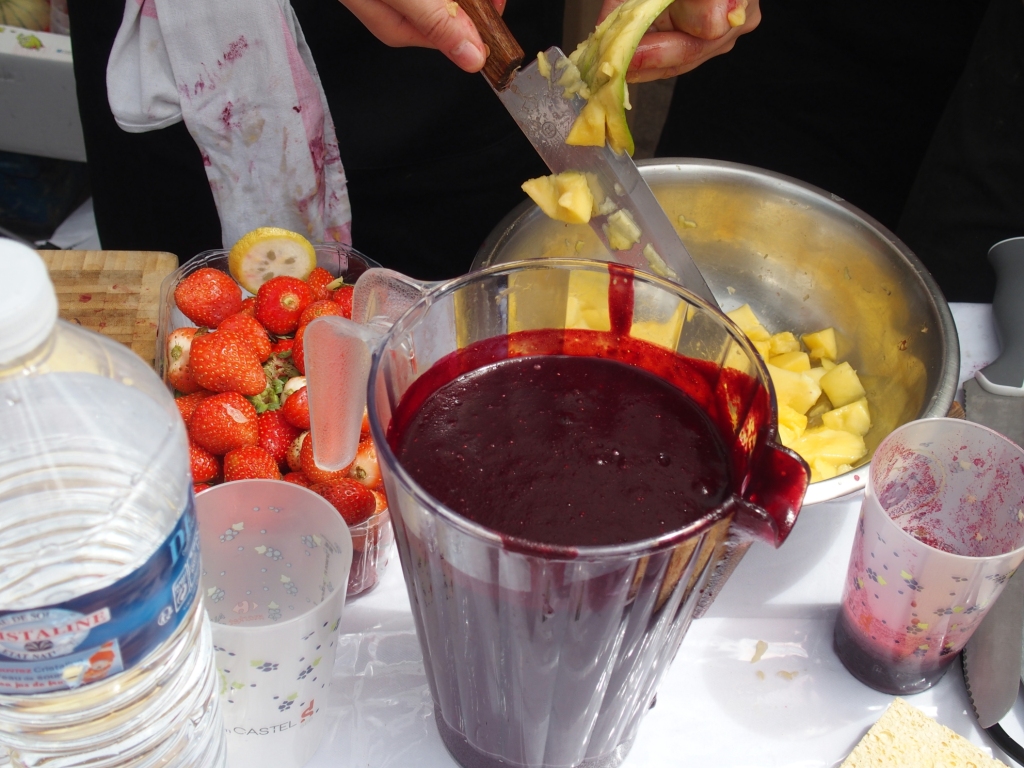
0, 240, 58, 363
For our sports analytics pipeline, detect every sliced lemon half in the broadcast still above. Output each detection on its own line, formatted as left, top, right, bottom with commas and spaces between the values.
228, 227, 317, 293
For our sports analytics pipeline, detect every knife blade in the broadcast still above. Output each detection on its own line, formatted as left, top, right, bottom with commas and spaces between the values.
962, 234, 1024, 737
457, 0, 718, 307
963, 565, 1024, 728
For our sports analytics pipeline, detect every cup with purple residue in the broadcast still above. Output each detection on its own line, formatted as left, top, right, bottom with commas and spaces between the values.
834, 417, 1024, 694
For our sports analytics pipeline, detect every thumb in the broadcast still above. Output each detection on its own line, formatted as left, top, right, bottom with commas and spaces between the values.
397, 0, 489, 71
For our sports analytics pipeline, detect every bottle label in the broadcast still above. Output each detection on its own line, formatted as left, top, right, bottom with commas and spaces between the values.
0, 498, 200, 695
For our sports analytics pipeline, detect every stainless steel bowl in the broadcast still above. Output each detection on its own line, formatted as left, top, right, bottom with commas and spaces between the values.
473, 159, 960, 505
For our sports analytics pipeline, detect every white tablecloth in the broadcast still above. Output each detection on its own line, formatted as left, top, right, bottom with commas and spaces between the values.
309, 303, 1021, 768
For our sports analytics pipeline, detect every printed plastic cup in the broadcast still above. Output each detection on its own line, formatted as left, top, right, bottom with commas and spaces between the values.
196, 480, 353, 768
834, 418, 1024, 694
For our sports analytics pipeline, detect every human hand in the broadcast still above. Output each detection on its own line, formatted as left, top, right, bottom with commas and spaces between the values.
338, 0, 506, 72
597, 0, 760, 83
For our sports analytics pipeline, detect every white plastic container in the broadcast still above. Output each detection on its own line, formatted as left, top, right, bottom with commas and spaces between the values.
0, 241, 225, 768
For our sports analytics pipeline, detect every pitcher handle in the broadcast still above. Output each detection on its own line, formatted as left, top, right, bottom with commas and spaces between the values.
305, 269, 435, 471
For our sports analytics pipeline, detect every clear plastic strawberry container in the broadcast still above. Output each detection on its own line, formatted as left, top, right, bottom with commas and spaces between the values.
348, 507, 395, 597
156, 243, 394, 600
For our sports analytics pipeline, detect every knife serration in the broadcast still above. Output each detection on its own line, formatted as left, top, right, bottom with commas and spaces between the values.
494, 47, 718, 308
962, 529, 1024, 728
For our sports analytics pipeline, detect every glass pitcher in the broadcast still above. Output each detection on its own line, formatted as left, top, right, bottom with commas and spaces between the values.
304, 258, 809, 768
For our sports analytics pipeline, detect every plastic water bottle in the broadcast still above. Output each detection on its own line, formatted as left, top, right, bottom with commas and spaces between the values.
0, 242, 226, 768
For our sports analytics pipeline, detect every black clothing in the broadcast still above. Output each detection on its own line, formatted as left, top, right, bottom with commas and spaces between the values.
67, 0, 223, 260
655, 1, 989, 234
897, 0, 1024, 302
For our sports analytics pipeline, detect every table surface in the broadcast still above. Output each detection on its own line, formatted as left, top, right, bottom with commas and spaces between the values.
308, 302, 1024, 768
54, 271, 1013, 768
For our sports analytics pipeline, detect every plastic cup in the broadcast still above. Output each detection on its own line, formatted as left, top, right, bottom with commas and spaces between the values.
195, 480, 353, 768
834, 417, 1024, 694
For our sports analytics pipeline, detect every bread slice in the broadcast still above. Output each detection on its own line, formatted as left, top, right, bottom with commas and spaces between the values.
841, 698, 1008, 767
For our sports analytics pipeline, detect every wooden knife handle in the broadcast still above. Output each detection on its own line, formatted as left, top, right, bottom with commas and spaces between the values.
457, 0, 523, 90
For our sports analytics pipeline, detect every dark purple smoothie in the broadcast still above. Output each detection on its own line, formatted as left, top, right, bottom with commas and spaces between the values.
391, 353, 732, 548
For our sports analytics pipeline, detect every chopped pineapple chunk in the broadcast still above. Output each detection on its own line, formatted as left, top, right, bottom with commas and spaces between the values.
821, 397, 872, 436
778, 404, 808, 437
521, 172, 595, 224
790, 427, 868, 467
820, 361, 867, 408
726, 304, 761, 332
806, 366, 829, 384
729, 307, 870, 481
769, 350, 811, 372
802, 328, 838, 361
769, 332, 801, 355
811, 457, 840, 482
767, 364, 821, 415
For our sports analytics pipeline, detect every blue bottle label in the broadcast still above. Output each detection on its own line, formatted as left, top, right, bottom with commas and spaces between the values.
0, 498, 200, 695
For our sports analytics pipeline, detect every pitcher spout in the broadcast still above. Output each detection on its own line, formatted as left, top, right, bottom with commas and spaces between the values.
742, 438, 810, 547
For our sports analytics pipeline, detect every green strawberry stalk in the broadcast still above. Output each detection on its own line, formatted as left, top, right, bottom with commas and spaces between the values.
566, 0, 676, 156
248, 375, 285, 414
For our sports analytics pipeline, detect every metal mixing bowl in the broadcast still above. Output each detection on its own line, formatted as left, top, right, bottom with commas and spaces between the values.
473, 159, 960, 505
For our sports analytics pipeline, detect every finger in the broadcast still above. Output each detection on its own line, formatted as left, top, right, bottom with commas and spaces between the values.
624, 29, 737, 82
666, 0, 749, 41
339, 0, 487, 71
596, 0, 622, 24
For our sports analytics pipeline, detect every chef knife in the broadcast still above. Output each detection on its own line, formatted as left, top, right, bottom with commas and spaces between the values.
457, 0, 719, 307
961, 235, 1024, 761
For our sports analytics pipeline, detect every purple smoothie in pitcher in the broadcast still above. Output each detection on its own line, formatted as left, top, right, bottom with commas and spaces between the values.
368, 264, 807, 768
383, 327, 768, 767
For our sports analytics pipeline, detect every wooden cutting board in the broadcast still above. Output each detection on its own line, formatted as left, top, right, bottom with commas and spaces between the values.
40, 251, 179, 367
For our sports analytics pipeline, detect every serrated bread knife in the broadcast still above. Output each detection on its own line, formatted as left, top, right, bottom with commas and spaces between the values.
456, 0, 718, 308
962, 236, 1024, 764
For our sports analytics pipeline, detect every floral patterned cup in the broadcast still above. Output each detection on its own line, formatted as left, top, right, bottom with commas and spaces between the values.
196, 480, 353, 768
834, 418, 1024, 694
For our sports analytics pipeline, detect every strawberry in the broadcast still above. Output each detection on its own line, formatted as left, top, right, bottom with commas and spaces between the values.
166, 327, 203, 394
281, 384, 310, 430
189, 330, 267, 396
291, 323, 308, 374
360, 409, 371, 436
223, 445, 282, 482
189, 440, 221, 483
258, 410, 301, 468
218, 312, 272, 362
263, 348, 300, 388
348, 438, 382, 488
175, 390, 213, 426
283, 471, 313, 488
255, 276, 312, 336
300, 430, 351, 484
189, 392, 259, 455
311, 479, 376, 526
371, 488, 388, 514
239, 296, 257, 316
298, 299, 343, 329
194, 483, 213, 494
332, 283, 354, 319
286, 431, 307, 472
307, 267, 335, 302
270, 337, 293, 356
173, 267, 242, 328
